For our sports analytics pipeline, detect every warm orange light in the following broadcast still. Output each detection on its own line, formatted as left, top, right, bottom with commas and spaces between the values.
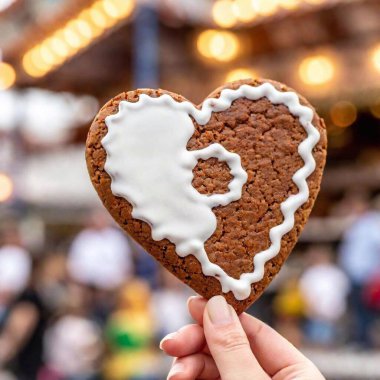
304, 0, 325, 4
330, 101, 357, 128
372, 45, 380, 73
226, 68, 258, 82
22, 0, 136, 78
197, 30, 240, 62
299, 55, 335, 86
22, 52, 48, 78
111, 0, 135, 18
0, 173, 13, 202
212, 0, 238, 28
233, 0, 257, 22
0, 62, 16, 90
370, 97, 380, 119
278, 0, 301, 10
46, 35, 70, 58
252, 0, 278, 16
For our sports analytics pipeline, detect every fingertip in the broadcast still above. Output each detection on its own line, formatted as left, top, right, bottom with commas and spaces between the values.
188, 296, 207, 324
187, 295, 203, 308
160, 324, 206, 357
159, 332, 178, 352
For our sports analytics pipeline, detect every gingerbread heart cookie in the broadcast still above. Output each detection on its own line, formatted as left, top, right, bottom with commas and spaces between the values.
86, 79, 327, 313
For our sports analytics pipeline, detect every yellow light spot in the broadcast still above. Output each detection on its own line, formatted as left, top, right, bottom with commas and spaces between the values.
370, 97, 380, 119
29, 47, 53, 71
330, 101, 357, 128
88, 7, 109, 28
252, 0, 278, 16
372, 44, 380, 73
233, 0, 257, 22
74, 19, 94, 39
304, 0, 325, 4
197, 30, 240, 62
0, 62, 16, 90
101, 0, 119, 19
299, 55, 335, 86
226, 68, 258, 82
212, 0, 238, 28
0, 173, 13, 202
62, 27, 82, 49
45, 36, 70, 58
22, 52, 48, 78
111, 0, 135, 19
278, 0, 301, 10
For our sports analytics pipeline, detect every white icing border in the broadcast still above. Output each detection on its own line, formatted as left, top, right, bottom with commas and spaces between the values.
103, 83, 321, 300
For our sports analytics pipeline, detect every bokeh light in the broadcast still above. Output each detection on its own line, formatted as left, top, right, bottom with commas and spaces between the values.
225, 68, 258, 82
330, 101, 357, 128
298, 54, 335, 86
278, 0, 301, 10
0, 173, 13, 202
212, 0, 238, 28
233, 0, 257, 22
252, 0, 278, 16
197, 30, 240, 62
0, 61, 16, 90
370, 97, 380, 119
371, 44, 380, 73
22, 0, 136, 78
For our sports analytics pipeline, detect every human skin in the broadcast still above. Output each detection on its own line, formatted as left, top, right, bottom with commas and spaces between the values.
160, 296, 325, 380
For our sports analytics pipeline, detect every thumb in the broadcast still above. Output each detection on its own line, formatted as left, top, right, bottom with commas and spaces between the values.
203, 296, 270, 380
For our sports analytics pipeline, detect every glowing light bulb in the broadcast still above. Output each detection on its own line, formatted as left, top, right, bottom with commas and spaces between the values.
278, 0, 301, 10
226, 68, 258, 82
299, 55, 335, 86
45, 35, 70, 58
197, 30, 240, 62
372, 44, 380, 73
0, 62, 16, 90
22, 52, 47, 78
212, 0, 238, 28
252, 0, 278, 16
233, 0, 257, 22
330, 101, 357, 128
370, 97, 380, 119
62, 27, 82, 49
0, 173, 13, 202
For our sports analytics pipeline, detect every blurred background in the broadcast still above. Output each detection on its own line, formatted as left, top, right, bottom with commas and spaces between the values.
0, 0, 380, 379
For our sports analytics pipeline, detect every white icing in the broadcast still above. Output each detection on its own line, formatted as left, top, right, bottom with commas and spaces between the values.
102, 83, 320, 300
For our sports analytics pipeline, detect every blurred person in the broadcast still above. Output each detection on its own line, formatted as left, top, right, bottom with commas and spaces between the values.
152, 270, 191, 339
300, 245, 350, 346
338, 195, 380, 346
103, 279, 160, 380
36, 253, 70, 313
272, 275, 305, 346
0, 228, 48, 380
68, 210, 134, 291
67, 210, 134, 324
132, 241, 160, 290
42, 315, 103, 380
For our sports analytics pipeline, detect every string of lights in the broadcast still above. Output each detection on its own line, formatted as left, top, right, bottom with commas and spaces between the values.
22, 0, 135, 78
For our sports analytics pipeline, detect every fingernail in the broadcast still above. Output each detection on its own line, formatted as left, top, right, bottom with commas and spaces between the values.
187, 295, 203, 307
167, 362, 185, 379
207, 296, 233, 326
159, 332, 177, 350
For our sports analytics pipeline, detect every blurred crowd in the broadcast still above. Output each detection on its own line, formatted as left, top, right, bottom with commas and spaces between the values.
0, 191, 380, 380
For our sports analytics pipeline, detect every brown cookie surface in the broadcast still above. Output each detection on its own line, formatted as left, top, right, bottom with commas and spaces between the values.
86, 78, 327, 313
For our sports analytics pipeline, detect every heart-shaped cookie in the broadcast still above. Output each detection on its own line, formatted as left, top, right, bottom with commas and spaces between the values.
86, 79, 327, 313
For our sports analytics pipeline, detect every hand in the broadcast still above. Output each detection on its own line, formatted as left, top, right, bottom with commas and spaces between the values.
160, 296, 325, 380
